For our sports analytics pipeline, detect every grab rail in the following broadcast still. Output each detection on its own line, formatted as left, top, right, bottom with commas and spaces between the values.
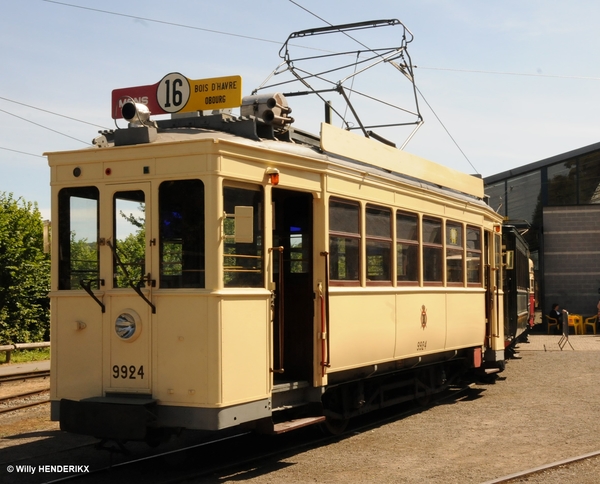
320, 251, 331, 375
269, 246, 285, 374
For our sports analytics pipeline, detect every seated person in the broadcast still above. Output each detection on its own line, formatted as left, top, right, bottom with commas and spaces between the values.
548, 303, 562, 334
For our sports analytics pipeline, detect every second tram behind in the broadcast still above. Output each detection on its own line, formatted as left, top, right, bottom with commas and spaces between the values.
502, 225, 532, 352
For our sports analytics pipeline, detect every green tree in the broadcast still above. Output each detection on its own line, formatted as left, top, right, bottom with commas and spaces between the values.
0, 193, 50, 344
114, 228, 146, 288
113, 206, 146, 288
69, 235, 98, 289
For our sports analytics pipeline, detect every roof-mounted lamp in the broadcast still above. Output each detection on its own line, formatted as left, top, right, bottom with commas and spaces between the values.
121, 101, 153, 126
266, 167, 280, 185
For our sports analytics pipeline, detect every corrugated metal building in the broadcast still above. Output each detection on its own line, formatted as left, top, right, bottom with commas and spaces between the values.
484, 142, 600, 320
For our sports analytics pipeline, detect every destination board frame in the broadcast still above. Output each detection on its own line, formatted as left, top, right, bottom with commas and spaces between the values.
111, 73, 242, 119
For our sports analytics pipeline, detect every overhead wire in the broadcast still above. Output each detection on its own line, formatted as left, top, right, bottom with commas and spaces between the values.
0, 146, 45, 158
416, 65, 600, 81
43, 0, 329, 54
0, 107, 90, 145
414, 86, 479, 174
4, 0, 597, 164
0, 96, 109, 129
42, 0, 283, 45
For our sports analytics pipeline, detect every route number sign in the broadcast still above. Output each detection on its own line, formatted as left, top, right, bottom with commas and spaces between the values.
111, 73, 242, 119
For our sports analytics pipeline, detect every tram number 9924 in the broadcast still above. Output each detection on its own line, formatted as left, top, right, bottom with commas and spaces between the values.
112, 365, 145, 379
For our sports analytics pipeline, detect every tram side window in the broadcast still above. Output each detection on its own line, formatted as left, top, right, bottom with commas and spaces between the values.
495, 233, 502, 288
466, 226, 482, 285
159, 180, 205, 288
366, 205, 391, 282
446, 222, 464, 284
223, 185, 263, 287
515, 246, 529, 291
329, 199, 360, 283
397, 212, 419, 283
58, 187, 99, 290
422, 217, 443, 283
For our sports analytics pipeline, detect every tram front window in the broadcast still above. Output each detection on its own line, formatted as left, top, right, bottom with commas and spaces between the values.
113, 191, 145, 288
58, 187, 99, 290
159, 179, 205, 288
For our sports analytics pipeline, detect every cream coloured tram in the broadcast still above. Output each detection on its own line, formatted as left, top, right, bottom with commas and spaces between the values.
47, 89, 506, 444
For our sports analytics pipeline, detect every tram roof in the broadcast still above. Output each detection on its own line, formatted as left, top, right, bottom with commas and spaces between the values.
46, 113, 485, 201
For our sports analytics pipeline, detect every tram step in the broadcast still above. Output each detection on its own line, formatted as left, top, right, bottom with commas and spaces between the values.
272, 416, 326, 434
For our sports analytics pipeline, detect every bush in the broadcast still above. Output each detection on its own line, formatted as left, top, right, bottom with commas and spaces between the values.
0, 193, 50, 344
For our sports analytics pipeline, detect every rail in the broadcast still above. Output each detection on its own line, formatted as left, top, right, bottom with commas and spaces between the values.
0, 342, 50, 363
0, 388, 50, 414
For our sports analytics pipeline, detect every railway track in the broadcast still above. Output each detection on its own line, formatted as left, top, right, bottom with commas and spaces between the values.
0, 366, 51, 414
32, 383, 477, 484
483, 451, 600, 483
0, 388, 50, 414
4, 367, 599, 483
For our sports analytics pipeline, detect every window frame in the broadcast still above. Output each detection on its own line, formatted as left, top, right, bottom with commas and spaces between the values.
159, 179, 206, 289
396, 210, 420, 285
222, 183, 264, 288
57, 186, 100, 291
446, 221, 465, 286
328, 197, 361, 286
365, 204, 392, 285
422, 216, 443, 286
466, 225, 483, 286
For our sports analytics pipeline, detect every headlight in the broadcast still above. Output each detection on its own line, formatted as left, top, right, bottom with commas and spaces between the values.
115, 311, 141, 341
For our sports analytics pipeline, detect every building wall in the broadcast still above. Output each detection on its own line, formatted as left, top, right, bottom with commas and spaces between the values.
543, 205, 600, 317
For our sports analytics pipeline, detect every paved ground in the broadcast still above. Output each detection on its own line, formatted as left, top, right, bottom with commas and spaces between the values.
520, 333, 600, 352
0, 361, 50, 378
3, 335, 600, 483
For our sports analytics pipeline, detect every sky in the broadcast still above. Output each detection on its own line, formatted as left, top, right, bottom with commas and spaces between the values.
1, 0, 600, 219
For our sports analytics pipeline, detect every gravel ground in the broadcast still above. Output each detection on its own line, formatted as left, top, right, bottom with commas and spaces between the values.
2, 334, 600, 484
194, 334, 600, 483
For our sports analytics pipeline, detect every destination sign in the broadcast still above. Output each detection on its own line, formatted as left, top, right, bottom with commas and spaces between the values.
111, 73, 243, 119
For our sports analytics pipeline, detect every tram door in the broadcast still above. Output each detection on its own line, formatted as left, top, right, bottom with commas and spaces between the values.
271, 189, 314, 383
103, 183, 153, 392
484, 229, 503, 359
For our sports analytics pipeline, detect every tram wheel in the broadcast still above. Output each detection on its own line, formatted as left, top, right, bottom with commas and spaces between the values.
145, 428, 169, 448
415, 368, 433, 406
320, 416, 349, 435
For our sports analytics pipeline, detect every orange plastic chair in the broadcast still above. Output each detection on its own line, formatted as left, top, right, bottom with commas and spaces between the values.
568, 314, 584, 335
545, 315, 559, 334
584, 315, 598, 335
